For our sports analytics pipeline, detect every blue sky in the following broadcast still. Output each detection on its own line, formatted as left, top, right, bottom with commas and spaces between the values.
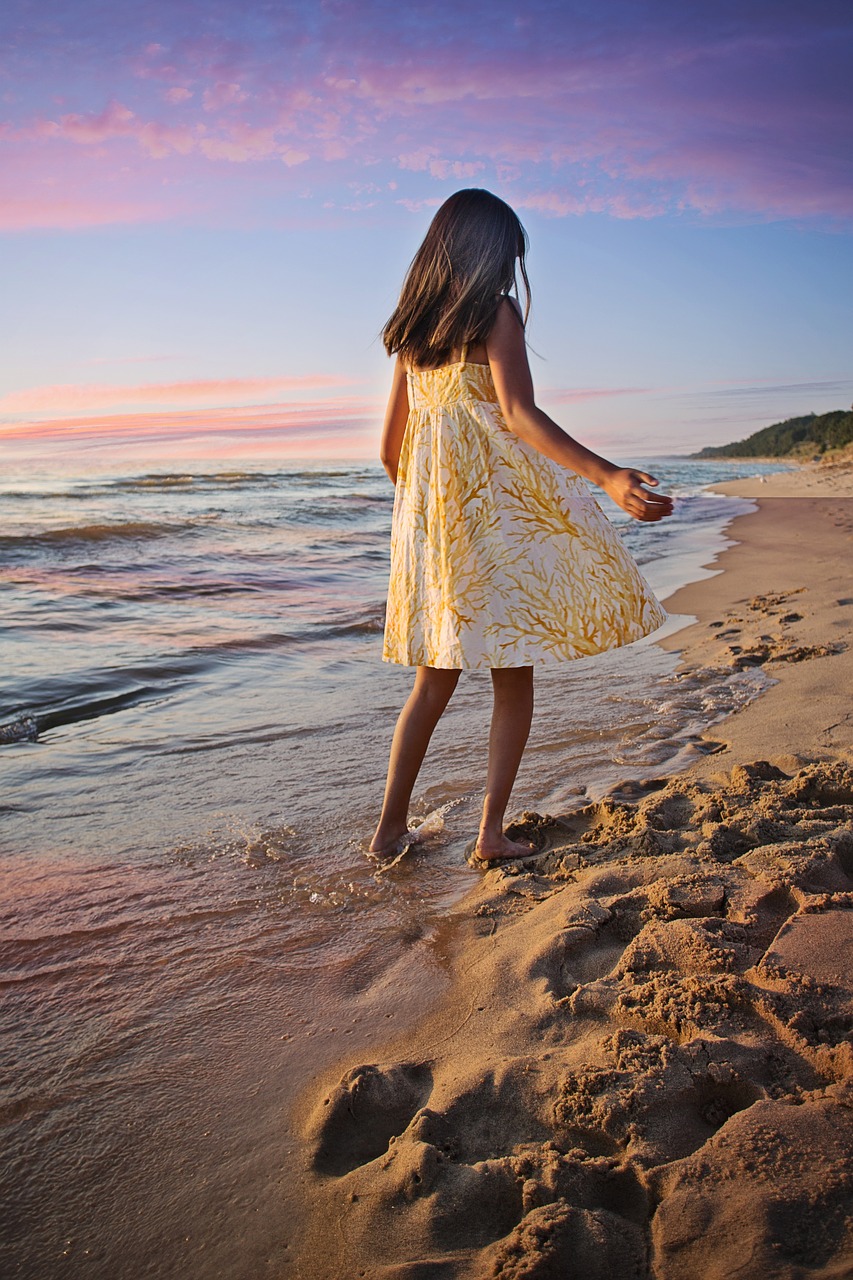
1, 0, 851, 467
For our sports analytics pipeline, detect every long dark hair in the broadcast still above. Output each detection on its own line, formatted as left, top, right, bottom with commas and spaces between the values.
382, 189, 530, 369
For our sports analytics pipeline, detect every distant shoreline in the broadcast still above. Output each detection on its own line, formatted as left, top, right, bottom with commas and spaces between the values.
688, 453, 803, 463
691, 406, 853, 462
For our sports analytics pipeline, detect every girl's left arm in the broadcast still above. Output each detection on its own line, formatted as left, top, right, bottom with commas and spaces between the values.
379, 357, 409, 484
487, 300, 673, 523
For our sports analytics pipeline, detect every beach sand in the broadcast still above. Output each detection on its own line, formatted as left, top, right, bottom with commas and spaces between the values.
292, 458, 853, 1279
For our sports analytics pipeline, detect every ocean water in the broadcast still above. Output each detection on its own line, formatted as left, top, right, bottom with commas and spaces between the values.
0, 456, 788, 1277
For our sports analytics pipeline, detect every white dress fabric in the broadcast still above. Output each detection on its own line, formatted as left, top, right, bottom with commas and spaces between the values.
382, 359, 666, 669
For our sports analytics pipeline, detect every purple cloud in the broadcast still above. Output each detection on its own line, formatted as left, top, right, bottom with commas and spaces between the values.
1, 0, 851, 228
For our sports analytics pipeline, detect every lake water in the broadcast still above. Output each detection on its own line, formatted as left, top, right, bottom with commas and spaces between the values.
0, 456, 788, 1277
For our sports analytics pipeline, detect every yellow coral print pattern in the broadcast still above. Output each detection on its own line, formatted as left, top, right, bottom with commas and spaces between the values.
383, 361, 666, 669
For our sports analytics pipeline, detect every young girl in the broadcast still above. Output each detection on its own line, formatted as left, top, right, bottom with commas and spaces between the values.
370, 189, 672, 865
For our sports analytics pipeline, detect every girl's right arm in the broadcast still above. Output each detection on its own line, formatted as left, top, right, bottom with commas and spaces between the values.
379, 357, 409, 485
487, 300, 673, 523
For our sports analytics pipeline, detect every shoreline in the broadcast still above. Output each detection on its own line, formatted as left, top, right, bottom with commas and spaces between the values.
290, 459, 853, 1279
658, 469, 853, 769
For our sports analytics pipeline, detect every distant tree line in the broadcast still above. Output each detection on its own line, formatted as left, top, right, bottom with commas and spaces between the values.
694, 407, 853, 458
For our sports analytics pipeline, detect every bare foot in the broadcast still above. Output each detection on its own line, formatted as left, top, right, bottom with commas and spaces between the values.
367, 826, 421, 859
471, 833, 537, 864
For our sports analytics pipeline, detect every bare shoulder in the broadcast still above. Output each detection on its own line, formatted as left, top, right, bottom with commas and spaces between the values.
505, 295, 524, 322
487, 295, 528, 361
487, 296, 525, 348
493, 294, 524, 327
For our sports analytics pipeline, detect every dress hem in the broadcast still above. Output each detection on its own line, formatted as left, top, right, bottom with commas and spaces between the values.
381, 614, 667, 671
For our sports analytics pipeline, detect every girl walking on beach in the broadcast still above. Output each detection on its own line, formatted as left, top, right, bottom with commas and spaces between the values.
371, 189, 673, 865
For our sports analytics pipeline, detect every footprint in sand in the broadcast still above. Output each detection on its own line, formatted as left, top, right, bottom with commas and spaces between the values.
301, 761, 853, 1279
310, 1061, 433, 1176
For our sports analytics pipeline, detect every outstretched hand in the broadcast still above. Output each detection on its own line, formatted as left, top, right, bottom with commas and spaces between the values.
603, 469, 674, 523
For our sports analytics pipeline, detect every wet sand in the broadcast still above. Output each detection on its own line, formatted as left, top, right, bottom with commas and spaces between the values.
290, 458, 853, 1279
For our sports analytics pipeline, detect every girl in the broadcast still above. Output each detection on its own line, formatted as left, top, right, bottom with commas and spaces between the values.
370, 189, 672, 865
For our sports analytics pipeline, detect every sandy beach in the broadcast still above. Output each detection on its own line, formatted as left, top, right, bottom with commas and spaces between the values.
292, 458, 853, 1279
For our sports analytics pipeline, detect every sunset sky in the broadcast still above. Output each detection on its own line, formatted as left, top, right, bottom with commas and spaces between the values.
2, 0, 852, 470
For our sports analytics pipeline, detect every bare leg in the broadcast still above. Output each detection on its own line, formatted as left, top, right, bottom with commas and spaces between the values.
476, 666, 535, 861
370, 666, 461, 853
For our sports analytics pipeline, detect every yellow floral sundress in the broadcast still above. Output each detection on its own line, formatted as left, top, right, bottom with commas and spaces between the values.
382, 358, 666, 669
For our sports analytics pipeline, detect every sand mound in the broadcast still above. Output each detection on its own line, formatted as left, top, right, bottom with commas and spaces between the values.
651, 1091, 853, 1280
298, 758, 853, 1278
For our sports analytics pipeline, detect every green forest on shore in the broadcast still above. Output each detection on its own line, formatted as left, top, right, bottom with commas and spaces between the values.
694, 407, 853, 459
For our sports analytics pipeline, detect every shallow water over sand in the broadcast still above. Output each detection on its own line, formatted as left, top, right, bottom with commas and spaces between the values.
0, 458, 788, 1277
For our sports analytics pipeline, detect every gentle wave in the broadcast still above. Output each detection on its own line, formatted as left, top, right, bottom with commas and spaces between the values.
106, 579, 272, 602
0, 687, 161, 743
98, 467, 385, 493
312, 607, 387, 640
0, 520, 202, 549
109, 471, 273, 491
0, 600, 391, 743
0, 458, 793, 759
187, 612, 386, 656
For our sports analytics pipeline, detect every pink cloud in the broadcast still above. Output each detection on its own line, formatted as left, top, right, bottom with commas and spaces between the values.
515, 190, 669, 220
0, 396, 379, 449
1, 6, 849, 228
0, 193, 178, 231
202, 82, 249, 112
0, 382, 650, 446
31, 99, 199, 158
0, 375, 357, 415
396, 196, 443, 214
36, 98, 136, 144
281, 147, 310, 167
199, 130, 275, 162
541, 386, 651, 404
11, 95, 317, 175
398, 149, 485, 180
2, 427, 379, 469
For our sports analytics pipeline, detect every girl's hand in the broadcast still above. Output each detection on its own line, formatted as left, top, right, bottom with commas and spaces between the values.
602, 469, 674, 522
486, 307, 674, 514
